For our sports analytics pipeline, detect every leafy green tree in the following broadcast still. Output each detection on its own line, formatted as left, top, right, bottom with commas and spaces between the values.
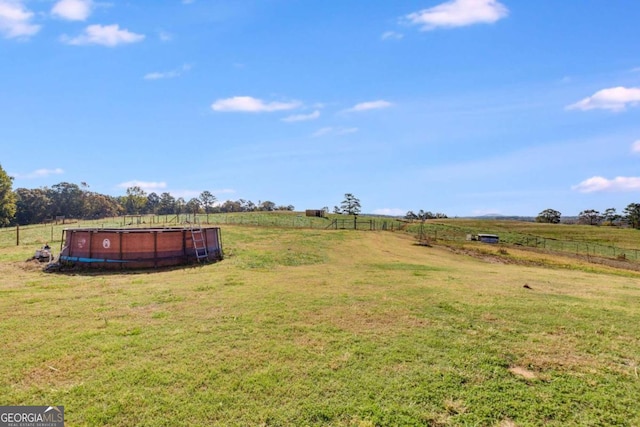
0, 164, 16, 226
536, 208, 561, 224
220, 200, 242, 212
199, 191, 217, 214
125, 186, 147, 215
14, 188, 50, 225
48, 182, 83, 218
405, 211, 418, 220
84, 193, 122, 219
145, 192, 160, 214
185, 198, 202, 214
340, 193, 361, 216
276, 204, 294, 211
602, 208, 620, 226
158, 192, 176, 215
175, 197, 186, 215
623, 203, 640, 229
259, 200, 276, 211
578, 209, 602, 226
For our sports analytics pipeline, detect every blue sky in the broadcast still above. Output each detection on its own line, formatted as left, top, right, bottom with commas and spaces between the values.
2, 0, 640, 217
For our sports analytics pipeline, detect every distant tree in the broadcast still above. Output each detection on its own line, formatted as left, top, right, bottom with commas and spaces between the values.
602, 208, 620, 226
48, 182, 83, 218
243, 200, 257, 212
340, 193, 361, 216
623, 203, 640, 229
578, 209, 602, 226
14, 188, 50, 225
435, 213, 448, 219
83, 192, 121, 219
333, 206, 341, 214
276, 204, 295, 211
259, 200, 276, 211
158, 192, 176, 215
0, 165, 16, 226
405, 211, 418, 220
185, 198, 202, 215
175, 197, 186, 215
199, 191, 217, 214
145, 192, 160, 214
124, 186, 147, 215
536, 208, 561, 224
220, 200, 242, 212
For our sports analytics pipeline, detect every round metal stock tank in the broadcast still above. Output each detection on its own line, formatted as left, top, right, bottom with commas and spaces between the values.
59, 227, 223, 269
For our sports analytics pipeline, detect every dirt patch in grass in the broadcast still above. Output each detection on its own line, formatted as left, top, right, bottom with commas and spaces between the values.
508, 366, 537, 380
18, 353, 102, 391
443, 243, 640, 275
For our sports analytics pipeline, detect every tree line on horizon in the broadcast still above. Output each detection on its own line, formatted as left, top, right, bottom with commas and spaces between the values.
0, 165, 297, 226
2, 164, 640, 229
535, 207, 640, 228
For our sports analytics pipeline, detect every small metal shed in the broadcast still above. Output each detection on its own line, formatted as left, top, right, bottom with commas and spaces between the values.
477, 234, 499, 244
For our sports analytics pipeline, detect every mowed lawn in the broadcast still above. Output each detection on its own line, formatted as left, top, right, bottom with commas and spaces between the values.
1, 226, 640, 426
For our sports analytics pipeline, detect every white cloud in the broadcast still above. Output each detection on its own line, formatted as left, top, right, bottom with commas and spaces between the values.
311, 127, 333, 137
345, 100, 393, 112
572, 176, 640, 193
51, 0, 93, 21
0, 0, 40, 39
11, 168, 64, 179
405, 0, 508, 31
372, 208, 405, 216
281, 110, 320, 122
62, 24, 145, 47
211, 96, 301, 113
144, 64, 192, 80
311, 127, 358, 137
381, 31, 403, 40
117, 180, 167, 192
158, 30, 172, 42
336, 127, 358, 135
566, 87, 640, 112
632, 140, 640, 153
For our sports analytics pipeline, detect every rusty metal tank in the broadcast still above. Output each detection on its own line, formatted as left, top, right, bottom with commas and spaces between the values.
58, 227, 223, 269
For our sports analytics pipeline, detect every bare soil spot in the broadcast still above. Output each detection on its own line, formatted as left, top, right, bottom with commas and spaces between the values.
508, 366, 537, 380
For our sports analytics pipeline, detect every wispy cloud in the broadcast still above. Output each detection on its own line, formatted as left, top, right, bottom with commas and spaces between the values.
11, 168, 64, 179
566, 86, 640, 112
51, 0, 93, 21
211, 96, 301, 113
144, 64, 192, 80
632, 140, 640, 153
158, 30, 172, 42
0, 0, 40, 39
281, 110, 320, 122
405, 0, 508, 31
572, 176, 640, 193
311, 127, 358, 137
381, 31, 403, 41
62, 24, 145, 47
344, 100, 393, 113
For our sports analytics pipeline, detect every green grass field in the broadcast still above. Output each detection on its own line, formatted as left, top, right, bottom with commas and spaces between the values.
1, 218, 640, 426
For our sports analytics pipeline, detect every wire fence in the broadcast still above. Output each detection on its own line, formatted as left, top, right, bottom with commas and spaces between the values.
2, 214, 638, 263
407, 222, 640, 262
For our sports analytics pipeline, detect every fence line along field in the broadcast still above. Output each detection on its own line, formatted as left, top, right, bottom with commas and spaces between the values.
1, 215, 640, 425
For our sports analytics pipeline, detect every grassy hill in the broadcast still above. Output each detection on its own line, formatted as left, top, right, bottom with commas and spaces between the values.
1, 217, 640, 425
